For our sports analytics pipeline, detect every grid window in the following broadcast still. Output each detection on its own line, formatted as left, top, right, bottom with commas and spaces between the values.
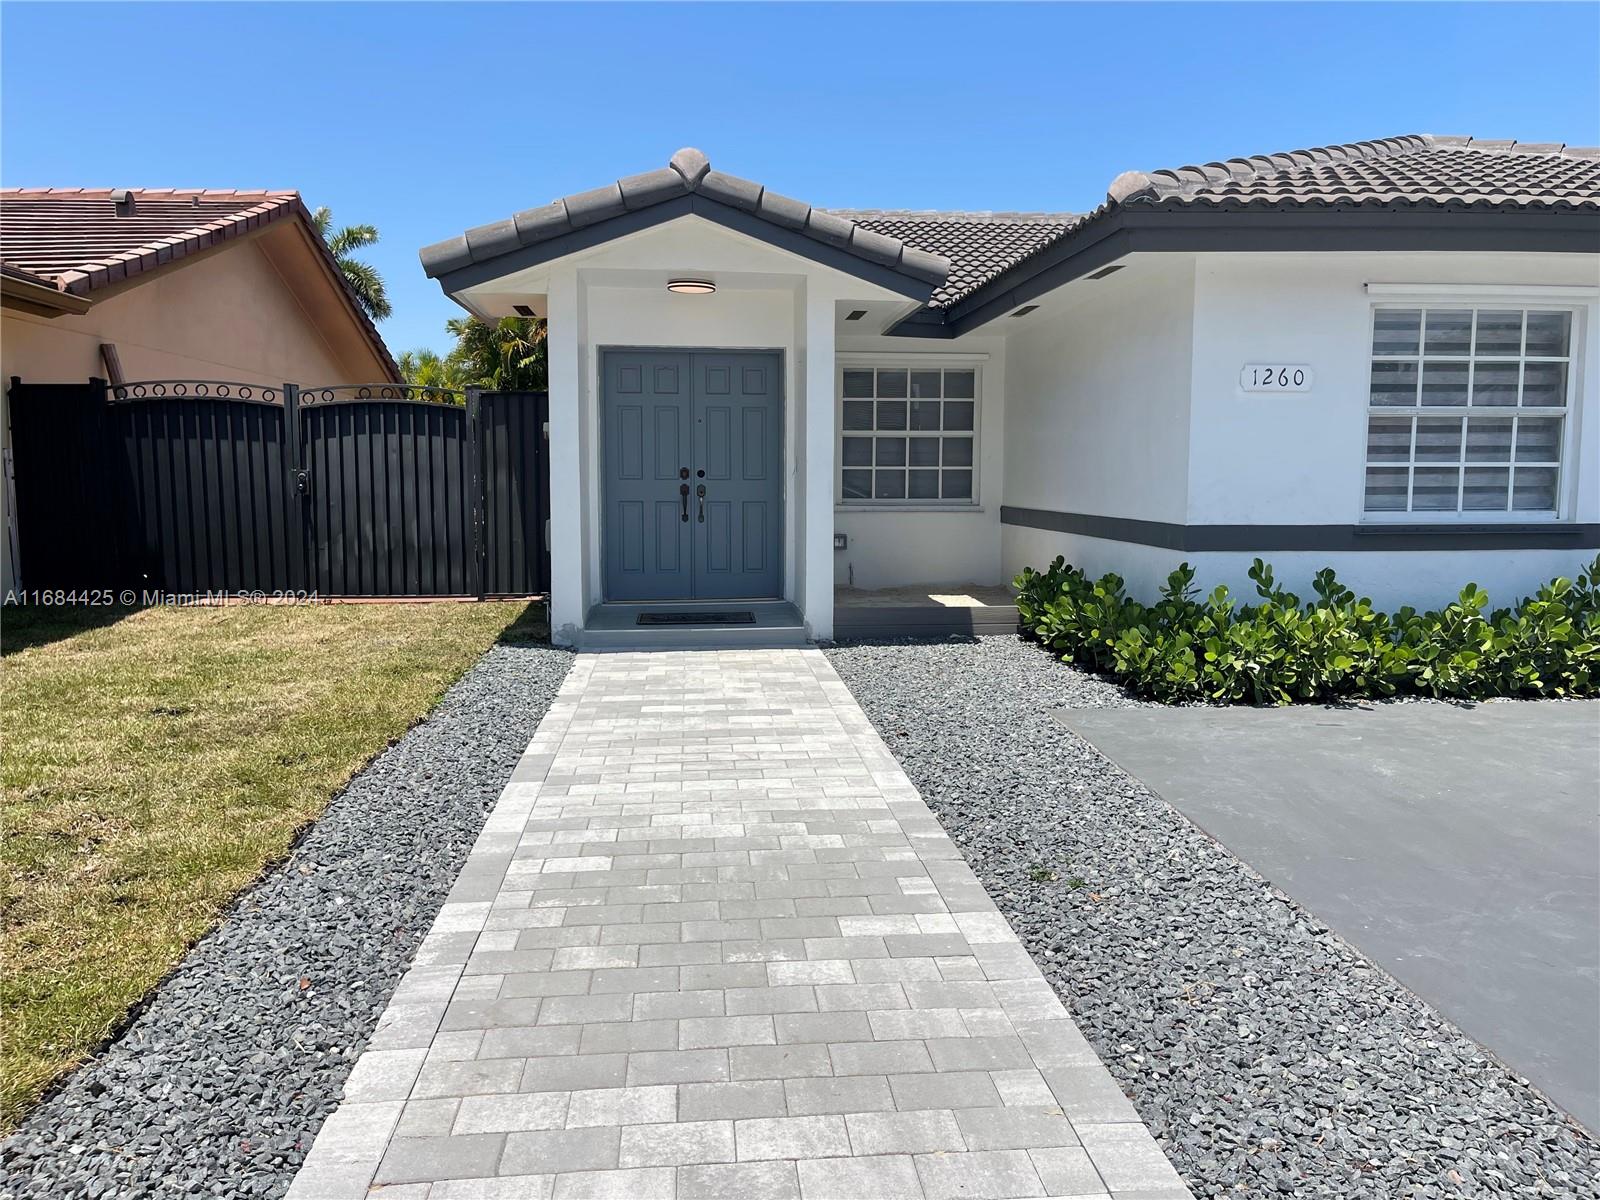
1364, 307, 1573, 515
841, 367, 977, 502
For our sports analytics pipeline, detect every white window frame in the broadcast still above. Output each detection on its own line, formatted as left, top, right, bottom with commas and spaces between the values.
1360, 297, 1584, 524
835, 353, 986, 509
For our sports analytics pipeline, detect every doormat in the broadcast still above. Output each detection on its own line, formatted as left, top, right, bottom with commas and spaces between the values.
637, 611, 756, 626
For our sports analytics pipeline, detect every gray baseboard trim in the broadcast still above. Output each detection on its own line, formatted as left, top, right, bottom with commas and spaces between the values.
1000, 506, 1600, 553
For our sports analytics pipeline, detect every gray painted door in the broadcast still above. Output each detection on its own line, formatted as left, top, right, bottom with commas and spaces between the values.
602, 351, 693, 601
602, 350, 782, 602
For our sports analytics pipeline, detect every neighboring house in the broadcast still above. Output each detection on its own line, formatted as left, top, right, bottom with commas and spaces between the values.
0, 187, 400, 592
421, 135, 1600, 647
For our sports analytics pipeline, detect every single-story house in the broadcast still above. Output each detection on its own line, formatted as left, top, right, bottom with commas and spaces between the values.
421, 133, 1598, 648
1, 187, 400, 593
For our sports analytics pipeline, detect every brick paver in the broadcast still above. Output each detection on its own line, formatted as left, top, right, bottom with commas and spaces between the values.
289, 649, 1190, 1199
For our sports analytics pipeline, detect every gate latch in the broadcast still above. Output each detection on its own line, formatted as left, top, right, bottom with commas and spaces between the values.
293, 469, 310, 495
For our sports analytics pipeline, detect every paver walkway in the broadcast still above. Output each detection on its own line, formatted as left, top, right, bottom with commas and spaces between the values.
290, 649, 1190, 1199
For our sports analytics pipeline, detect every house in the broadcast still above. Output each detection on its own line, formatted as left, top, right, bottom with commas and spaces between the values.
420, 135, 1599, 648
0, 187, 400, 593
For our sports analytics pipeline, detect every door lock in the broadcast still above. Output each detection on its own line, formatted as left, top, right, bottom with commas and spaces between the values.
679, 467, 690, 480
696, 483, 706, 523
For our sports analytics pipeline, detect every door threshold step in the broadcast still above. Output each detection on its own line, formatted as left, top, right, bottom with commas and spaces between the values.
578, 624, 810, 651
638, 611, 756, 626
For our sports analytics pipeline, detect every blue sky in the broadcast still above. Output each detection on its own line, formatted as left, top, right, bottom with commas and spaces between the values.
4, 2, 1596, 356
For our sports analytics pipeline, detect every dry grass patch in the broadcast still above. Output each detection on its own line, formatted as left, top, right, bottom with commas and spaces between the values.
0, 600, 533, 1129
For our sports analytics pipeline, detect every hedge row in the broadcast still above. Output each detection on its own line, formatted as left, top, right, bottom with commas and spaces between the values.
1014, 555, 1600, 705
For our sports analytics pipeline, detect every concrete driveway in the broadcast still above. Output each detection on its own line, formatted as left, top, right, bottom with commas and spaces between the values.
1054, 699, 1600, 1131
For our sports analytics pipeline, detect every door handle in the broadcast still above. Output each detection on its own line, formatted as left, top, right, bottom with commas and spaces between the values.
696, 483, 706, 523
679, 483, 689, 522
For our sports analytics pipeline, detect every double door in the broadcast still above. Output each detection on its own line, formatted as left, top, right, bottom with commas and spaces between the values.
602, 350, 782, 601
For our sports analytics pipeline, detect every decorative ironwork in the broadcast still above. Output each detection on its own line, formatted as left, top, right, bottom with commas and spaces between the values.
298, 383, 465, 406
109, 379, 282, 405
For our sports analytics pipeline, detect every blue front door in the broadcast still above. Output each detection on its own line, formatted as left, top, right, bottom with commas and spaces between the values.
602, 350, 782, 602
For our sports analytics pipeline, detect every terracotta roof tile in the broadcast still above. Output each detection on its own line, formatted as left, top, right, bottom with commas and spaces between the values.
0, 188, 301, 289
0, 186, 398, 381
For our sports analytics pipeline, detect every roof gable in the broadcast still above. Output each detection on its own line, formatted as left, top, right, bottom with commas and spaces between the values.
420, 148, 952, 300
0, 187, 399, 380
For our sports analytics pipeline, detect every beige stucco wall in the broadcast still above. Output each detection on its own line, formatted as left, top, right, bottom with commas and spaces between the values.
1, 228, 392, 593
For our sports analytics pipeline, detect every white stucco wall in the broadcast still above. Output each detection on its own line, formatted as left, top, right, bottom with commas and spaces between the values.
1000, 250, 1600, 609
1186, 251, 1600, 529
1003, 257, 1197, 525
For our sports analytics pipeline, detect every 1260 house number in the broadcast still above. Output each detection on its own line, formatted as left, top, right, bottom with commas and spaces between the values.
1240, 364, 1313, 392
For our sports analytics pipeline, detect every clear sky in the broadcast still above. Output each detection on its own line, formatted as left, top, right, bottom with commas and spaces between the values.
3, 2, 1596, 357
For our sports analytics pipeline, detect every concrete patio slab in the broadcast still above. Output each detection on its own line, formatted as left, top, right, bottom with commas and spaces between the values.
1054, 698, 1600, 1131
289, 649, 1190, 1199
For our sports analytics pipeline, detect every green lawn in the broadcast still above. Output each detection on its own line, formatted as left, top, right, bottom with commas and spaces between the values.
0, 600, 538, 1129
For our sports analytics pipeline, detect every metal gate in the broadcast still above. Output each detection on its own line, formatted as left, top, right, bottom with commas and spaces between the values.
6, 378, 550, 598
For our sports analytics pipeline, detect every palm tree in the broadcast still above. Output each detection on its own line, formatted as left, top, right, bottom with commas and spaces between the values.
396, 348, 466, 393
445, 316, 547, 391
311, 206, 392, 322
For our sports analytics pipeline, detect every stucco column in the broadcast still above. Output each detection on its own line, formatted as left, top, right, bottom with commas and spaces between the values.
802, 286, 835, 640
545, 268, 585, 646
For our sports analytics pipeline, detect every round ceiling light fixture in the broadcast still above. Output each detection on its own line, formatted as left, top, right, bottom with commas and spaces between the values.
666, 278, 716, 295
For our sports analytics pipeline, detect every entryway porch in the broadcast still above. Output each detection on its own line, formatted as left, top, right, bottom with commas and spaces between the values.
574, 583, 1017, 649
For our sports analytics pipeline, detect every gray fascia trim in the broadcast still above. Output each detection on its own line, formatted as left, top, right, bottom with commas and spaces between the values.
430, 194, 936, 302
893, 205, 1600, 339
1000, 506, 1600, 552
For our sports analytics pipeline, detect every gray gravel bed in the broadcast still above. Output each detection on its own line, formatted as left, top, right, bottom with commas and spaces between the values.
1, 636, 572, 1200
826, 635, 1599, 1199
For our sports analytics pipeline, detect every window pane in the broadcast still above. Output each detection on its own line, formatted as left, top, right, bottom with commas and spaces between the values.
1525, 311, 1572, 358
1372, 309, 1421, 355
908, 469, 940, 499
874, 470, 906, 499
842, 437, 872, 467
1420, 360, 1468, 406
875, 437, 906, 466
1364, 466, 1409, 511
1465, 418, 1513, 463
1474, 310, 1523, 356
943, 370, 976, 399
942, 437, 974, 467
1412, 466, 1461, 511
1513, 466, 1558, 511
875, 369, 908, 398
842, 370, 875, 399
1414, 418, 1463, 463
843, 401, 874, 431
1471, 361, 1518, 407
1422, 309, 1472, 355
841, 469, 871, 499
908, 437, 940, 467
1515, 417, 1562, 463
909, 370, 942, 398
1463, 467, 1510, 511
941, 470, 973, 500
875, 400, 907, 430
1366, 416, 1412, 463
1522, 360, 1567, 408
944, 401, 975, 431
909, 400, 941, 430
1370, 360, 1419, 406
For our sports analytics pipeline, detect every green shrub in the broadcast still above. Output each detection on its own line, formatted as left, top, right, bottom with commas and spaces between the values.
1014, 555, 1600, 705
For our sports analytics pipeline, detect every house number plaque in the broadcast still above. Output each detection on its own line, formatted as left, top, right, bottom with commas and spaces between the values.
1239, 364, 1313, 392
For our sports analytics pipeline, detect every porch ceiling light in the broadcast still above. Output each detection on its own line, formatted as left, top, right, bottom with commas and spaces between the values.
667, 278, 716, 295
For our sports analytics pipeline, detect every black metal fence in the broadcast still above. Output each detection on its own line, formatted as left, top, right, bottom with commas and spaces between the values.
7, 378, 549, 599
